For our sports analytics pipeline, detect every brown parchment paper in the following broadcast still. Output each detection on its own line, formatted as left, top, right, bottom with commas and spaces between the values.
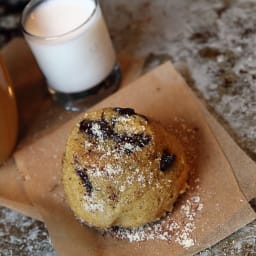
0, 158, 41, 220
13, 62, 256, 256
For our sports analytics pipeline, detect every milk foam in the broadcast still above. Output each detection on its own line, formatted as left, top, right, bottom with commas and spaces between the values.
24, 0, 116, 93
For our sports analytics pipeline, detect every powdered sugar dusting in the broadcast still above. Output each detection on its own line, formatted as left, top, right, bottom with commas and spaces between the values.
91, 123, 104, 141
122, 142, 141, 153
84, 194, 105, 212
104, 163, 123, 176
106, 191, 203, 249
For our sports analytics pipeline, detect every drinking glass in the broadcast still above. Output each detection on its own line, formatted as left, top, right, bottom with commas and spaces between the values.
21, 0, 121, 111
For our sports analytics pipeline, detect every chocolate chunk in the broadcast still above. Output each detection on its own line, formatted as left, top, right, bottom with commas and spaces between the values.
79, 112, 151, 153
137, 114, 149, 122
75, 168, 93, 195
113, 133, 151, 148
79, 119, 94, 135
79, 119, 114, 139
160, 150, 176, 171
125, 134, 151, 147
114, 107, 148, 121
111, 226, 119, 232
99, 119, 114, 138
79, 117, 151, 151
114, 107, 136, 116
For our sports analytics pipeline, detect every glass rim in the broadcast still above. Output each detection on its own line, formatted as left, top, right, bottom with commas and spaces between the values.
21, 0, 98, 41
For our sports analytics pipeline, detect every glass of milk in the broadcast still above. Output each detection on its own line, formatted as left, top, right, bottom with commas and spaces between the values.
21, 0, 121, 111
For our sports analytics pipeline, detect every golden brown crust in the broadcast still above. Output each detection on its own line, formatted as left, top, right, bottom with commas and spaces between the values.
62, 107, 189, 228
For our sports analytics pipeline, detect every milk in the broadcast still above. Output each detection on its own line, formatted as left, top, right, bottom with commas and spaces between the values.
23, 0, 116, 93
